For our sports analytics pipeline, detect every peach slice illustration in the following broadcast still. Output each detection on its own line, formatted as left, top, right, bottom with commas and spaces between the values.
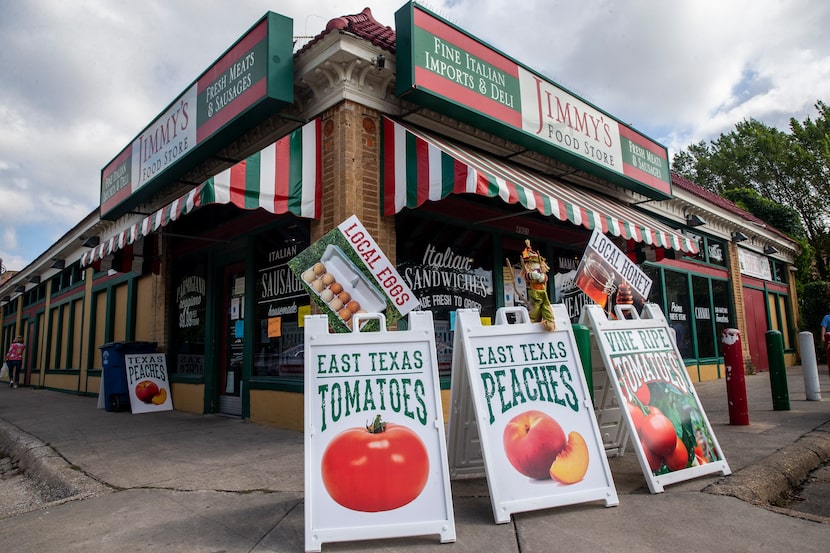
151, 388, 167, 405
549, 431, 590, 484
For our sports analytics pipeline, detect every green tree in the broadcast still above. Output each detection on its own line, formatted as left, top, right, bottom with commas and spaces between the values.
672, 101, 830, 280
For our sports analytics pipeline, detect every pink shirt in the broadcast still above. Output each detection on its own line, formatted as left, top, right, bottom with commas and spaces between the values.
6, 342, 24, 361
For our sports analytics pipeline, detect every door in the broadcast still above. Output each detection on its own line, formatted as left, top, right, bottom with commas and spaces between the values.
219, 262, 245, 416
743, 287, 769, 371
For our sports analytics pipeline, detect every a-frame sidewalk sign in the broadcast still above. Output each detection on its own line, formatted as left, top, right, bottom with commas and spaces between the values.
582, 303, 731, 493
304, 311, 456, 552
447, 305, 618, 524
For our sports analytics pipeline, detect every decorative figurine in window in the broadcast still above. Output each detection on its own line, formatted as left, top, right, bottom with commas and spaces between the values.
519, 240, 556, 331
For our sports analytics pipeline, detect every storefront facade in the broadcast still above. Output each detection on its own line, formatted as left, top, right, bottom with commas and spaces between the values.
0, 4, 799, 430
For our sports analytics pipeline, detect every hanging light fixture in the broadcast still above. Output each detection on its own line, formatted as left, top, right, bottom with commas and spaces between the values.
685, 213, 706, 227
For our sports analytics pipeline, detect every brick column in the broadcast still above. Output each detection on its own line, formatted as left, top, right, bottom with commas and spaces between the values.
726, 242, 752, 368
317, 101, 396, 262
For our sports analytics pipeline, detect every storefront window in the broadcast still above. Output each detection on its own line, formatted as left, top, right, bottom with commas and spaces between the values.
772, 261, 786, 283
664, 270, 693, 359
642, 264, 662, 307
644, 264, 733, 361
712, 280, 731, 346
706, 239, 726, 267
397, 214, 494, 375
170, 255, 208, 376
693, 276, 716, 358
254, 224, 310, 379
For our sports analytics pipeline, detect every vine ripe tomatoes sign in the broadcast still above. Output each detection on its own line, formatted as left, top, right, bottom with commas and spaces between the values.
303, 311, 455, 552
583, 304, 731, 493
447, 306, 618, 523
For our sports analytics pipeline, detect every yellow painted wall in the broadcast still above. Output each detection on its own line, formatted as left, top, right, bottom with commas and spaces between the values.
45, 373, 80, 390
250, 390, 305, 431
87, 375, 101, 396
113, 284, 128, 341
92, 290, 107, 369
135, 276, 154, 342
440, 389, 451, 421
696, 363, 721, 382
60, 307, 70, 367
49, 308, 60, 368
171, 382, 204, 414
72, 298, 83, 369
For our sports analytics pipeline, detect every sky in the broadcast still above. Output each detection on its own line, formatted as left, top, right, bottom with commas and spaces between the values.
1, 0, 829, 272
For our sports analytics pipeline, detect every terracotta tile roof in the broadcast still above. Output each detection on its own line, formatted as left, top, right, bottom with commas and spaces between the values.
295, 7, 395, 56
671, 171, 790, 240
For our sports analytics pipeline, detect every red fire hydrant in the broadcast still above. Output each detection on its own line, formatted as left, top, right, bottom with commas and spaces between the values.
722, 328, 749, 425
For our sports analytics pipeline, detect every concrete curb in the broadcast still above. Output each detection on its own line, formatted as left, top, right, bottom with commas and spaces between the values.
0, 420, 110, 502
704, 422, 830, 505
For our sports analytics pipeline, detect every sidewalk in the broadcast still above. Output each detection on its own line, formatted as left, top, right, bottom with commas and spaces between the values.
1, 366, 829, 552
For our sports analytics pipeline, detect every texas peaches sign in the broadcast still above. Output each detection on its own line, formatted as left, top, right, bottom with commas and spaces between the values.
100, 11, 293, 218
395, 2, 671, 199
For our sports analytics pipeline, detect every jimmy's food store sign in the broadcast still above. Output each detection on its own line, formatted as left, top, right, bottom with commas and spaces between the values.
395, 2, 671, 199
100, 11, 293, 219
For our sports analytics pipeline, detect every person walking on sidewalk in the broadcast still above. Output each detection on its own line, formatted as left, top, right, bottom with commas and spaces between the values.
821, 310, 830, 336
5, 335, 24, 388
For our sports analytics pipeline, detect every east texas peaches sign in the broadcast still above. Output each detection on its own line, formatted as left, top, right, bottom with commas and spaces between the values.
449, 306, 618, 523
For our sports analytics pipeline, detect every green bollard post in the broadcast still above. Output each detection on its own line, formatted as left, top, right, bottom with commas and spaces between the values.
766, 330, 790, 411
573, 323, 594, 402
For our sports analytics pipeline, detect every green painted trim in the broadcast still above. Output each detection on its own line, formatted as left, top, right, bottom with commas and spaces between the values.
202, 249, 218, 413
125, 278, 137, 340
43, 299, 54, 372
248, 378, 303, 393
242, 240, 257, 419
170, 374, 204, 384
40, 385, 96, 397
43, 369, 81, 375
103, 284, 115, 343
66, 301, 76, 370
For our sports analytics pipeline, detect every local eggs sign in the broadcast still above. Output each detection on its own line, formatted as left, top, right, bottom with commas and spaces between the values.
449, 307, 618, 523
288, 215, 418, 332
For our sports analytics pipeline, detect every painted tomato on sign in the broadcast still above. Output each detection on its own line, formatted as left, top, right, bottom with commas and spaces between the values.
321, 415, 429, 512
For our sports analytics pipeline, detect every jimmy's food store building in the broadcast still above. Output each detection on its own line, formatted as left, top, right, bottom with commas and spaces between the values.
0, 3, 799, 429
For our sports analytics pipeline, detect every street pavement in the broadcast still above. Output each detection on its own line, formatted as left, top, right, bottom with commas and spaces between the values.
0, 365, 829, 552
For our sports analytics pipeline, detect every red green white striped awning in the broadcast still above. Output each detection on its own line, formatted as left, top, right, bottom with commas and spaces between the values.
382, 117, 698, 255
81, 119, 321, 267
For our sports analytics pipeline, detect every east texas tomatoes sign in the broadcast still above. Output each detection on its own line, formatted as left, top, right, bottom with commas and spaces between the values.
303, 311, 455, 552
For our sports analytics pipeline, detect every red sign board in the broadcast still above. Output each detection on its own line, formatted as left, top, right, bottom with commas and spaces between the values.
100, 11, 293, 218
395, 2, 672, 199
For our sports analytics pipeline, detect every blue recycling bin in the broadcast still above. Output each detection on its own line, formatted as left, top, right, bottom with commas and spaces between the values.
99, 341, 157, 412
